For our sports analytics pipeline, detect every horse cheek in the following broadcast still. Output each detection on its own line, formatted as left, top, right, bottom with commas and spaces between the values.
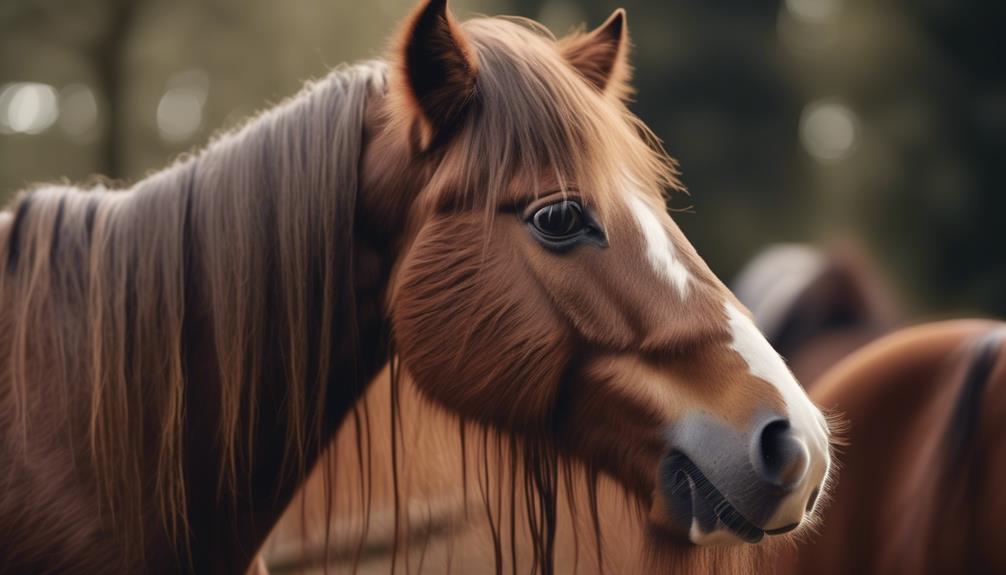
392, 217, 572, 430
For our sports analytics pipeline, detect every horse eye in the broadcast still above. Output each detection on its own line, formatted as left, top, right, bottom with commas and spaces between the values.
531, 201, 584, 239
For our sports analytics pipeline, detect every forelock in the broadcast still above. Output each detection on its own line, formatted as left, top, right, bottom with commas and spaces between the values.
423, 16, 680, 217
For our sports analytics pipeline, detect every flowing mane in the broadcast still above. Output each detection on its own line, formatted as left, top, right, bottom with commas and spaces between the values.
0, 62, 386, 570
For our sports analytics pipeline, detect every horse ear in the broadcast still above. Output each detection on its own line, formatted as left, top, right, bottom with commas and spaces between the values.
397, 0, 478, 142
559, 9, 632, 100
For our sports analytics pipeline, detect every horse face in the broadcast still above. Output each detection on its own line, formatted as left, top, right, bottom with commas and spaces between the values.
375, 0, 832, 546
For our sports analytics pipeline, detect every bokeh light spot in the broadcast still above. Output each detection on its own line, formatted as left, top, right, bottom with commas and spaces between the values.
156, 70, 209, 143
800, 100, 858, 162
785, 0, 842, 24
0, 82, 59, 135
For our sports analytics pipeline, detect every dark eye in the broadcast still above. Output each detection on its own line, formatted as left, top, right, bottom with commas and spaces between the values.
531, 201, 584, 238
525, 200, 607, 252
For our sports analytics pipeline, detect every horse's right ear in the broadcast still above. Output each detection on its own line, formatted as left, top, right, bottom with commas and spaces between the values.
396, 0, 478, 145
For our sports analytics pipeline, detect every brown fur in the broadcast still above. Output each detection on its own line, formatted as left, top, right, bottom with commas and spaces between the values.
0, 2, 822, 572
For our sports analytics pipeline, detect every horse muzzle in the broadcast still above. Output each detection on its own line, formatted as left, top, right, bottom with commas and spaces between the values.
656, 411, 828, 545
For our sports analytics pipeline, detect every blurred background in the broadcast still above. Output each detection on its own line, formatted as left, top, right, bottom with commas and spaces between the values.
1, 0, 1003, 317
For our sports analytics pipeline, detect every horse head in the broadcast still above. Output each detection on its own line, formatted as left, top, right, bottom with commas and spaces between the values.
359, 0, 834, 548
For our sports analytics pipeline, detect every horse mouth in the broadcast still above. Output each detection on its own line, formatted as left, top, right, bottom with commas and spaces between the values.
659, 452, 765, 544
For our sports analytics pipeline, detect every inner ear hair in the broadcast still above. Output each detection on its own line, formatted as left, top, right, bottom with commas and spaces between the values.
398, 0, 479, 145
559, 8, 633, 100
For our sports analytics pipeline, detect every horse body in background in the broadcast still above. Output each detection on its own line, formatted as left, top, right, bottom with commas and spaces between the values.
734, 245, 1006, 573
0, 1, 832, 572
779, 320, 1006, 575
732, 243, 901, 384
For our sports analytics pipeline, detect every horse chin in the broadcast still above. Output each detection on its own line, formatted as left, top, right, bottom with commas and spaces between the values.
687, 523, 750, 546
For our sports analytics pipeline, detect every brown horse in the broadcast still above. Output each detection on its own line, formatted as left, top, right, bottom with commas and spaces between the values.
0, 2, 833, 572
264, 321, 1006, 574
779, 319, 1006, 575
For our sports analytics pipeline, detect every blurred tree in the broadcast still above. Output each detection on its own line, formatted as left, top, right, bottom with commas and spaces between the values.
0, 0, 1002, 317
782, 0, 1006, 316
94, 0, 138, 179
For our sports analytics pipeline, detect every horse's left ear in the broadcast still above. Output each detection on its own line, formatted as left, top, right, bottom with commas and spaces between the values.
397, 0, 478, 144
559, 8, 632, 100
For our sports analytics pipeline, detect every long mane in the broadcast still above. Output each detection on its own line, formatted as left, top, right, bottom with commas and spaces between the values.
0, 62, 386, 567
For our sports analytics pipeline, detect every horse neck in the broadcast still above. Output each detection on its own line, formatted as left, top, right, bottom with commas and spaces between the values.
160, 64, 400, 569
35, 63, 392, 571
0, 64, 396, 572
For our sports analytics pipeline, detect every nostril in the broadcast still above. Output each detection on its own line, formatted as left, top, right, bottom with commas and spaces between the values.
806, 487, 820, 513
759, 420, 790, 476
752, 418, 809, 490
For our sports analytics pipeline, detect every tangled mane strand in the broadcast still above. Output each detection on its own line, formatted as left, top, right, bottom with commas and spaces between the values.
381, 363, 591, 575
314, 365, 776, 575
0, 62, 386, 569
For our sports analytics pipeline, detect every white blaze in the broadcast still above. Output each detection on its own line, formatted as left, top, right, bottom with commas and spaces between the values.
724, 302, 826, 432
724, 301, 831, 527
627, 194, 691, 297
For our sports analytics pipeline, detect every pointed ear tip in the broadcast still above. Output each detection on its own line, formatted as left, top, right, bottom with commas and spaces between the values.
418, 0, 449, 18
602, 8, 627, 37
